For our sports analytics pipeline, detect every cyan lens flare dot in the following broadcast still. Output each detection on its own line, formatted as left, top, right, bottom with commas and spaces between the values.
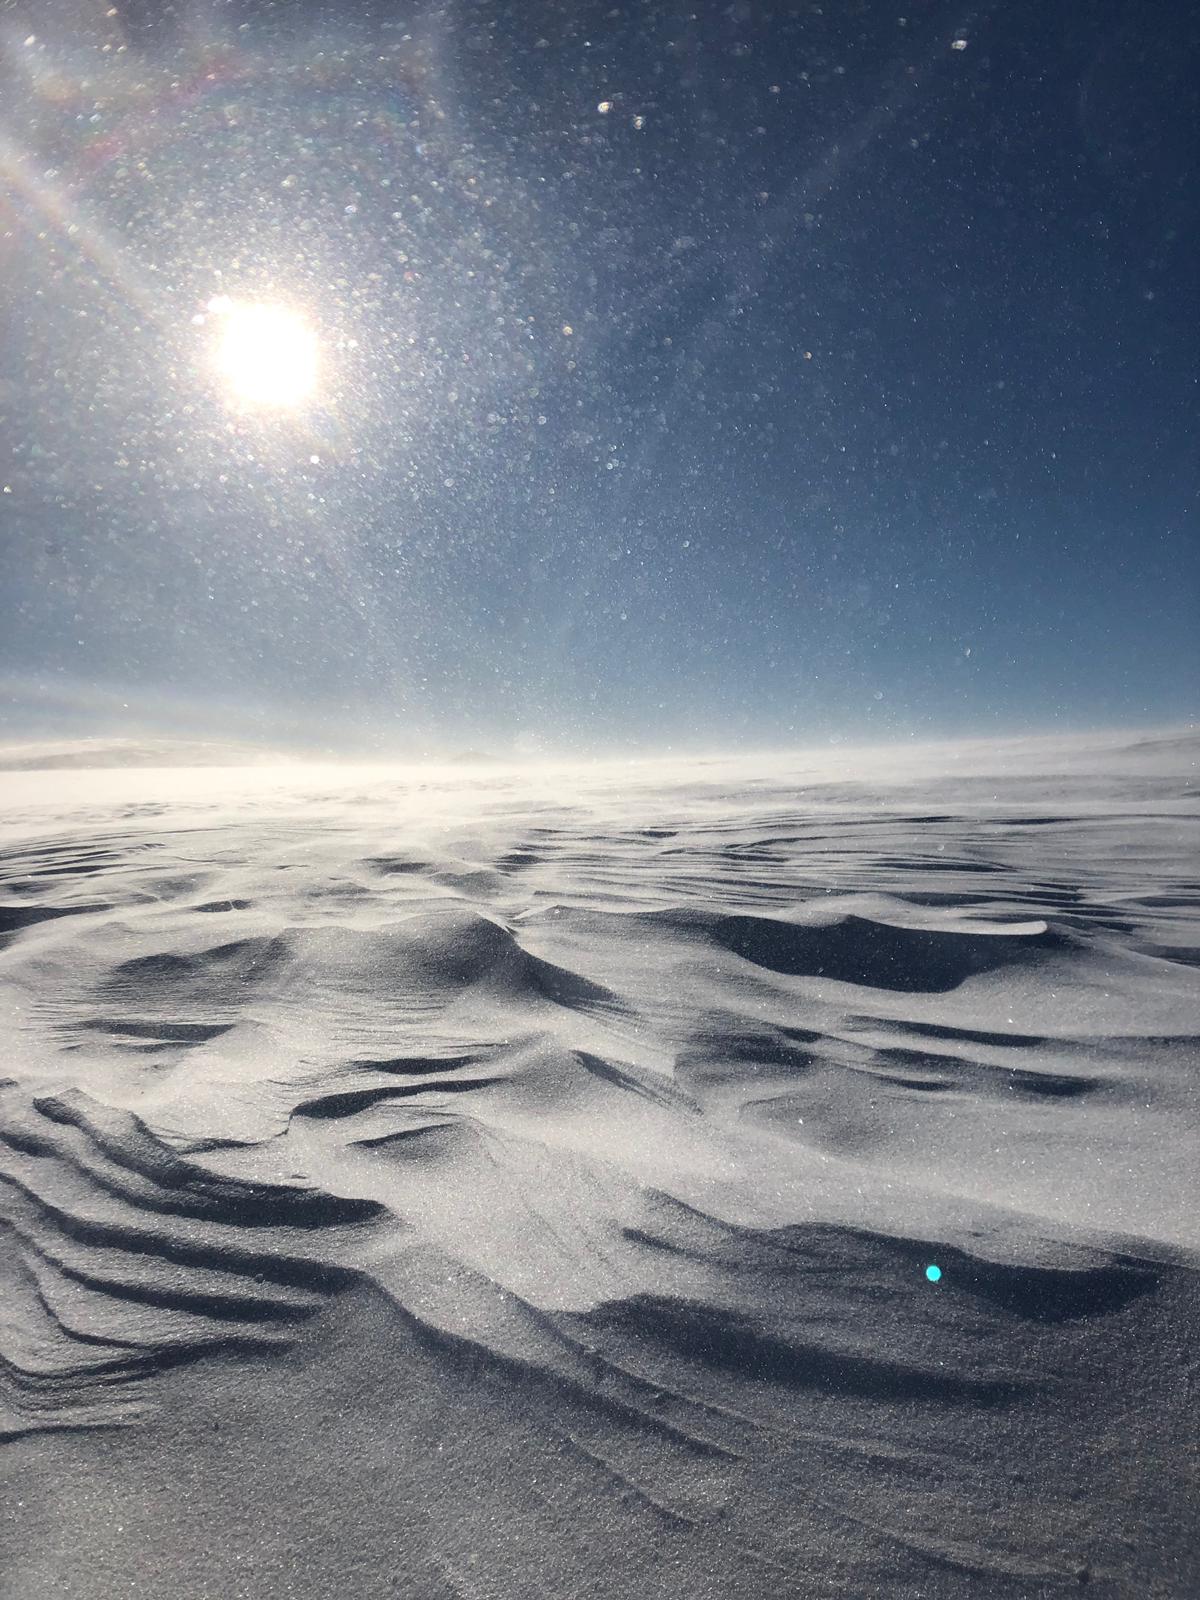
926, 1264, 942, 1283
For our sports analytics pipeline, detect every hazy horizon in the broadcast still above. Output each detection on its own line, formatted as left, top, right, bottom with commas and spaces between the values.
0, 720, 1194, 777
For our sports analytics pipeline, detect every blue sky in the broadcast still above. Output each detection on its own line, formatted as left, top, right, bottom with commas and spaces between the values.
1, 0, 1195, 753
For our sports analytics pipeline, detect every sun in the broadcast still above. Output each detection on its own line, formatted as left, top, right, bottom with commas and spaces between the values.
207, 297, 319, 409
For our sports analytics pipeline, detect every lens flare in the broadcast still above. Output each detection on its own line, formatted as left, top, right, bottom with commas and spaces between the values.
208, 298, 319, 409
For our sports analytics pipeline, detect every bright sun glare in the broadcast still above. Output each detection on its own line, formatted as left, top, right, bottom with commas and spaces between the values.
208, 297, 319, 409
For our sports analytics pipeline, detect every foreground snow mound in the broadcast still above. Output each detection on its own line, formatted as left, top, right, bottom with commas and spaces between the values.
0, 731, 1196, 1597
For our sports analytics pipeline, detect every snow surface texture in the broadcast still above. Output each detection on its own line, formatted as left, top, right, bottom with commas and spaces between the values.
0, 730, 1197, 1598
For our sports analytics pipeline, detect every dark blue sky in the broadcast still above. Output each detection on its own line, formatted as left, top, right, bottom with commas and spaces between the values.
1, 0, 1196, 753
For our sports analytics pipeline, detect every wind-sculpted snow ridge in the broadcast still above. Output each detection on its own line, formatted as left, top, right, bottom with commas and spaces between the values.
0, 733, 1197, 1596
